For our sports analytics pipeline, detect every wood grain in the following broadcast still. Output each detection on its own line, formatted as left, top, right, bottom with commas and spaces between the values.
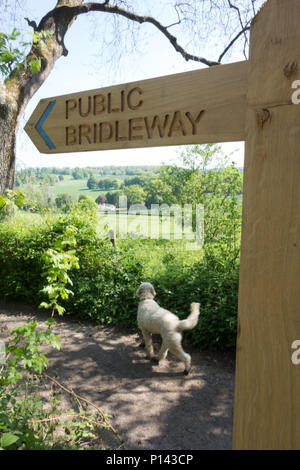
24, 61, 248, 154
233, 0, 300, 450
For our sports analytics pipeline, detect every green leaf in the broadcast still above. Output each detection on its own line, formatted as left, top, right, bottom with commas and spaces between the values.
30, 57, 41, 74
45, 318, 57, 328
39, 301, 52, 310
56, 305, 65, 316
0, 432, 19, 448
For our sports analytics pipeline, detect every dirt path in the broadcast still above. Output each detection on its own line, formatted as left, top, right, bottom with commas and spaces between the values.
0, 300, 235, 450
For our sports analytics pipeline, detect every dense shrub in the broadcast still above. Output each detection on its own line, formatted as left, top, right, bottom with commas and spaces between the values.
67, 242, 146, 326
0, 209, 146, 328
152, 253, 239, 350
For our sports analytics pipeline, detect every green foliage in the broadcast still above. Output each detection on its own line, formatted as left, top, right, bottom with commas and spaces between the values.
55, 193, 73, 213
0, 222, 121, 449
21, 185, 55, 212
0, 189, 25, 210
1, 319, 60, 387
123, 184, 146, 206
0, 28, 53, 82
29, 57, 41, 74
77, 196, 98, 214
105, 190, 123, 207
16, 167, 66, 187
15, 166, 160, 207
0, 207, 239, 348
16, 165, 158, 186
158, 144, 242, 266
0, 203, 144, 323
39, 225, 79, 317
0, 320, 60, 449
68, 242, 146, 326
143, 177, 174, 206
123, 175, 148, 187
152, 252, 239, 350
0, 189, 25, 220
87, 176, 120, 190
0, 147, 242, 349
0, 320, 118, 450
0, 29, 23, 78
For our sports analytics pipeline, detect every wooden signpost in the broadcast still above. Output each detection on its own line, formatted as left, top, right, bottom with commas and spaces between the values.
25, 0, 300, 450
24, 61, 248, 153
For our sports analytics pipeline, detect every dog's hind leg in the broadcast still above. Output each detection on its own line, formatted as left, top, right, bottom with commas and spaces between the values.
172, 347, 192, 375
169, 335, 192, 375
155, 342, 169, 363
141, 329, 154, 358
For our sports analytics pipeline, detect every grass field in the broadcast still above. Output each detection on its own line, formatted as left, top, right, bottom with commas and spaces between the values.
18, 174, 204, 245
50, 175, 106, 200
97, 210, 202, 244
19, 175, 113, 202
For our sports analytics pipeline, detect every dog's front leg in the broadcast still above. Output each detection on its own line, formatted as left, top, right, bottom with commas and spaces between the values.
141, 329, 154, 358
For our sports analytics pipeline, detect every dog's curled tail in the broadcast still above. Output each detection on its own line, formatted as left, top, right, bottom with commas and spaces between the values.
177, 302, 200, 332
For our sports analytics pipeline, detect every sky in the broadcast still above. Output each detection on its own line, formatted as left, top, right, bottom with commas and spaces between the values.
11, 0, 246, 170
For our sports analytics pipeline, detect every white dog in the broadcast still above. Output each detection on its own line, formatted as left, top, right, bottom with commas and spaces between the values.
136, 282, 200, 375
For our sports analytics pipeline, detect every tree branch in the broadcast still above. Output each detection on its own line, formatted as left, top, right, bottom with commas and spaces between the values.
57, 2, 221, 67
36, 1, 253, 70
42, 373, 126, 449
218, 24, 250, 63
165, 4, 182, 30
24, 17, 37, 31
227, 0, 249, 48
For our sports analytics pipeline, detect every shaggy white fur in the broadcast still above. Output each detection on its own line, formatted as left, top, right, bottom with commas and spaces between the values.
136, 282, 200, 375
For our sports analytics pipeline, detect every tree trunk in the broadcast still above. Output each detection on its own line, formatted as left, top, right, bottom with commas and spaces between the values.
0, 90, 19, 193
0, 2, 81, 194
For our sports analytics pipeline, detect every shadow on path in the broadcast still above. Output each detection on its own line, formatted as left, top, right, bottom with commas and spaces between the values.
0, 300, 235, 450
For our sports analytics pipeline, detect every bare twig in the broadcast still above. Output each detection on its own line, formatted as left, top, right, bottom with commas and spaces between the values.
218, 24, 250, 63
42, 372, 126, 449
251, 0, 257, 16
165, 4, 181, 29
24, 17, 37, 31
29, 412, 111, 428
227, 0, 249, 47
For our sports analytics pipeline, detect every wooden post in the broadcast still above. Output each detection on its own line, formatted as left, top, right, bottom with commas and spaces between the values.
233, 0, 300, 449
109, 229, 117, 249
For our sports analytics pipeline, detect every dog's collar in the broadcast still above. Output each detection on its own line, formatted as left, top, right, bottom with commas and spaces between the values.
140, 297, 153, 301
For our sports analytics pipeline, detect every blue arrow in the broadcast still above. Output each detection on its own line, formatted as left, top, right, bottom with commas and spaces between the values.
35, 100, 56, 150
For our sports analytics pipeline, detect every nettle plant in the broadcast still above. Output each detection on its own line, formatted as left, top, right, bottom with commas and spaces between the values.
39, 224, 80, 317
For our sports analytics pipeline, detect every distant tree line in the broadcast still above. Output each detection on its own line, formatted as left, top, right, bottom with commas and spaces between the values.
15, 165, 159, 186
102, 145, 243, 210
16, 168, 65, 186
15, 154, 243, 214
86, 176, 121, 191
